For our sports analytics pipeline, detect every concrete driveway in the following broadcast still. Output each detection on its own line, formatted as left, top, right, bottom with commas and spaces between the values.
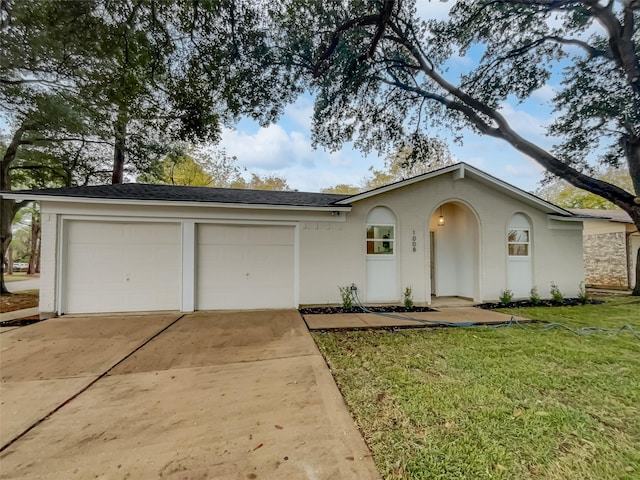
0, 310, 379, 479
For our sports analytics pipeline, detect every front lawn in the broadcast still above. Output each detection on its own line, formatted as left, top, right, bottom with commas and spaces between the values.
312, 297, 640, 479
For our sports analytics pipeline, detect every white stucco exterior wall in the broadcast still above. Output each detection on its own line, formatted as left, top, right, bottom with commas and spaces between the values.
36, 168, 585, 314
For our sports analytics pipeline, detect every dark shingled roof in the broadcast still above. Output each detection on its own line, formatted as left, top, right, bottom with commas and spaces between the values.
6, 183, 352, 207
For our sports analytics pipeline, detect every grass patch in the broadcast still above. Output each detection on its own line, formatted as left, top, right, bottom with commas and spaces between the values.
312, 298, 640, 479
3, 273, 37, 282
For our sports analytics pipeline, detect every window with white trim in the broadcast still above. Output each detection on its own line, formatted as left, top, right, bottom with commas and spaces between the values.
507, 228, 529, 256
366, 225, 395, 255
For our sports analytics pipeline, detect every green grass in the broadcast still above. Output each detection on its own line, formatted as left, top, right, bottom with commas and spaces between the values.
3, 273, 33, 282
312, 297, 640, 479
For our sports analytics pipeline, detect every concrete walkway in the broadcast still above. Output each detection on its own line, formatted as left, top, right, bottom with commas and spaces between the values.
0, 310, 380, 480
0, 307, 40, 324
304, 307, 528, 330
6, 277, 40, 293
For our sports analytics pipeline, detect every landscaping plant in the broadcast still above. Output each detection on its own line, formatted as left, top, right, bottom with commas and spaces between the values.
577, 281, 589, 305
338, 285, 354, 311
499, 288, 513, 304
529, 286, 541, 305
550, 282, 564, 303
403, 286, 414, 309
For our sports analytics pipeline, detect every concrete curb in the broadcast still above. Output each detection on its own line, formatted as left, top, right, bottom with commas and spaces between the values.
0, 307, 40, 323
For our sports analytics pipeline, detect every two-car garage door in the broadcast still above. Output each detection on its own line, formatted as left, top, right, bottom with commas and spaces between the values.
63, 221, 295, 313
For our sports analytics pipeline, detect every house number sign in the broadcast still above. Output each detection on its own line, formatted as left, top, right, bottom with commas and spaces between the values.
412, 230, 417, 252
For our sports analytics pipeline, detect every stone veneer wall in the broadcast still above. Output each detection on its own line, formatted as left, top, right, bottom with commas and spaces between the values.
583, 232, 628, 288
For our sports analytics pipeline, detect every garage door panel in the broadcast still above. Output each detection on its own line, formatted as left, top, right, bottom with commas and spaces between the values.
65, 222, 180, 314
197, 225, 295, 310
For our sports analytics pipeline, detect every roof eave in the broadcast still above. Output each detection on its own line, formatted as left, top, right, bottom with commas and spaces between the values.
0, 193, 352, 212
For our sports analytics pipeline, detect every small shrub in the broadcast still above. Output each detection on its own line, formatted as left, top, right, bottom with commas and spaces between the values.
550, 282, 564, 303
499, 289, 513, 304
403, 286, 414, 309
529, 286, 541, 305
577, 281, 589, 305
338, 285, 354, 310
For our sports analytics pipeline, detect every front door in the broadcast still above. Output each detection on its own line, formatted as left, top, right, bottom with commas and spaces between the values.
365, 207, 398, 302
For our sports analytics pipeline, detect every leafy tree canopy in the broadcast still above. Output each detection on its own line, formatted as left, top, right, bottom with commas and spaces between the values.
2, 0, 299, 183
323, 135, 455, 192
272, 0, 640, 293
138, 149, 291, 190
536, 166, 634, 210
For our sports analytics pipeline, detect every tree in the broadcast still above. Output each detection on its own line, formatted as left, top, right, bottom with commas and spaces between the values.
140, 154, 215, 187
274, 0, 640, 294
2, 0, 300, 184
1, 0, 298, 293
536, 167, 635, 209
234, 173, 292, 191
321, 184, 362, 194
323, 135, 456, 192
0, 94, 109, 293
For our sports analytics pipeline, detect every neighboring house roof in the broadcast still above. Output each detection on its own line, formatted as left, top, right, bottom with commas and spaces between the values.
339, 162, 574, 217
2, 183, 352, 211
1, 162, 576, 218
569, 208, 633, 224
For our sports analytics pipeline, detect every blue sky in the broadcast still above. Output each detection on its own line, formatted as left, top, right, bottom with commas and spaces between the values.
213, 1, 566, 194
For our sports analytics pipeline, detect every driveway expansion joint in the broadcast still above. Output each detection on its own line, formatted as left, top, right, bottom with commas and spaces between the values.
0, 314, 187, 453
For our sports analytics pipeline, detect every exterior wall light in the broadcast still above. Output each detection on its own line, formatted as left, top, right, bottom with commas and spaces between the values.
438, 206, 445, 226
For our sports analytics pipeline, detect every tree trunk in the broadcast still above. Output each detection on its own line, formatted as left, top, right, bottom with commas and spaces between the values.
0, 198, 15, 294
633, 245, 640, 296
112, 106, 127, 184
28, 208, 40, 275
1, 126, 29, 294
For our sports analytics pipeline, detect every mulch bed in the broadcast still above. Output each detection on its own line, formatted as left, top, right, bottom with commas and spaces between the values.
0, 315, 43, 327
477, 298, 604, 309
299, 305, 436, 314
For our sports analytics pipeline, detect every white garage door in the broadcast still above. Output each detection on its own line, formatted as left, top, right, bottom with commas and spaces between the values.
197, 224, 295, 310
64, 221, 181, 313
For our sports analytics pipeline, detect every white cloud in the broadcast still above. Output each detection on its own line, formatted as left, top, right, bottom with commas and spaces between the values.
504, 163, 540, 178
497, 103, 551, 140
284, 96, 314, 131
219, 125, 315, 170
531, 84, 557, 104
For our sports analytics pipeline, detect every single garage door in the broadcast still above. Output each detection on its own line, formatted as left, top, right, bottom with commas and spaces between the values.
64, 221, 181, 313
197, 224, 295, 310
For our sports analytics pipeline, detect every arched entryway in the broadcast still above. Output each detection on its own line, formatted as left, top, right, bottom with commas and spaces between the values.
429, 201, 480, 300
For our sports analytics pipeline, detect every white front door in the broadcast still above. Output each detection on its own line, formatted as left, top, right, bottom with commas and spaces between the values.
366, 207, 398, 302
507, 214, 532, 298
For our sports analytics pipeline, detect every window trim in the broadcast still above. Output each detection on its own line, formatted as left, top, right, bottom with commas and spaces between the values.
366, 223, 396, 256
507, 228, 530, 257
